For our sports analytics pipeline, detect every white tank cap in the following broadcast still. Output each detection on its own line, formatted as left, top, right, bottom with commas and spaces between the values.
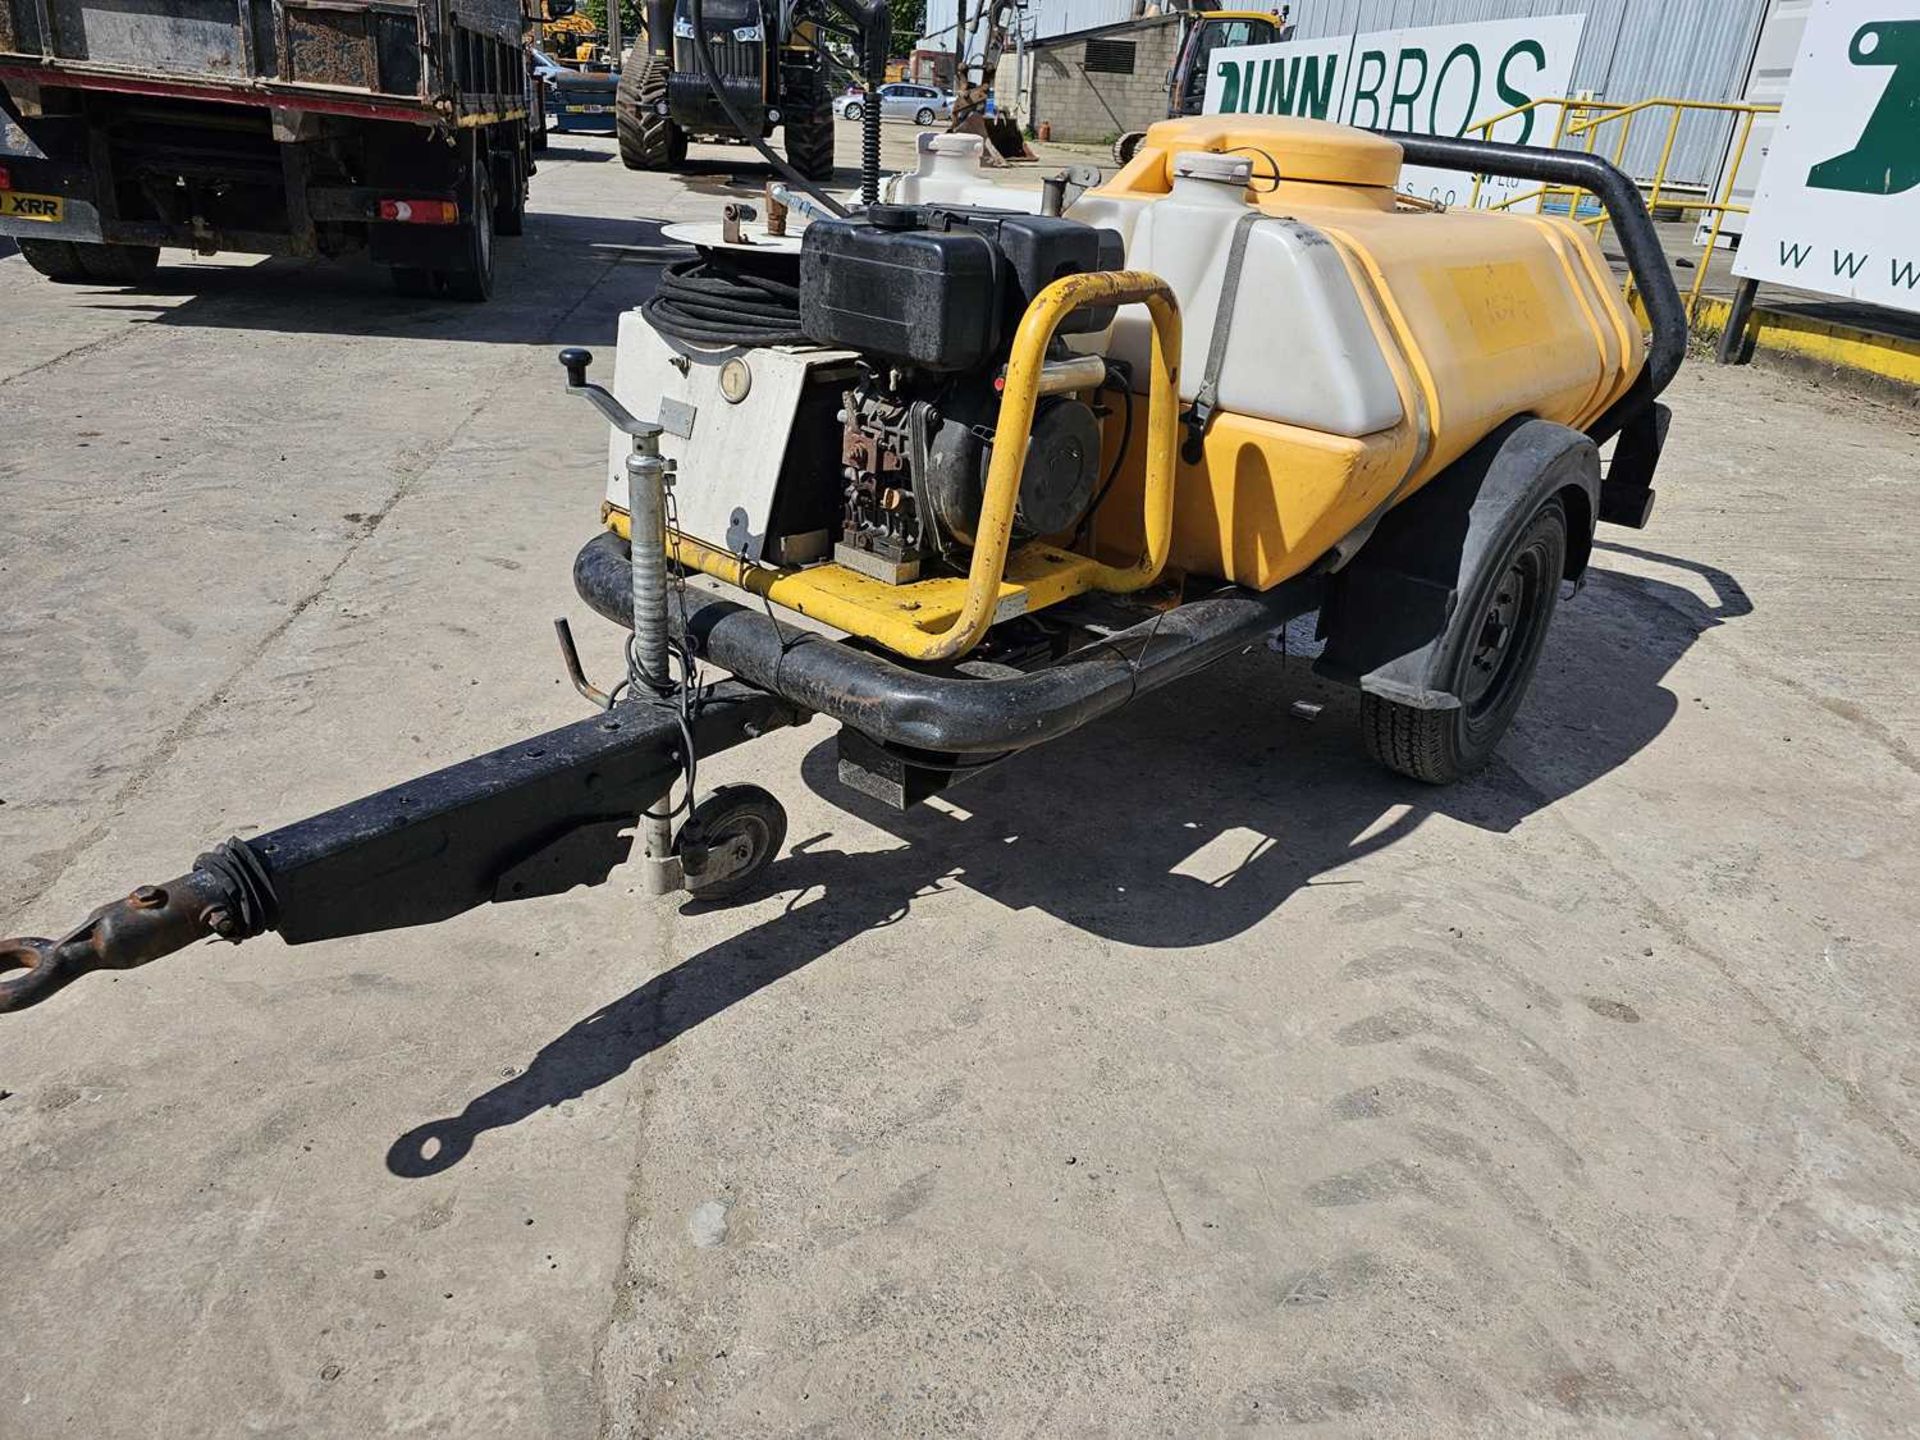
1173, 150, 1255, 186
923, 131, 985, 157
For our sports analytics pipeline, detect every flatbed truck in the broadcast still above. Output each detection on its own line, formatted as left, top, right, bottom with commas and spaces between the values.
0, 0, 570, 298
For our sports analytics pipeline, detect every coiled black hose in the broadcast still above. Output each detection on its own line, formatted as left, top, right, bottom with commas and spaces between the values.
640, 248, 808, 348
861, 103, 881, 207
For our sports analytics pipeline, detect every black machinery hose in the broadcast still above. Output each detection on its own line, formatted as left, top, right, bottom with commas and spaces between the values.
641, 249, 808, 347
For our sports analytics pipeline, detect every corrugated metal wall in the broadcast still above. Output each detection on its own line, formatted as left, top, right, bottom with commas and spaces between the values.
918, 0, 1136, 60
1239, 0, 1768, 184
923, 0, 1768, 186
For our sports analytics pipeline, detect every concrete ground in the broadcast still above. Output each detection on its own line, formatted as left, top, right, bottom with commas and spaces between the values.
2, 123, 1919, 1438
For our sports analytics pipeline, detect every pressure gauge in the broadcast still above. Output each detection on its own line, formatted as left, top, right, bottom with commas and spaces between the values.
719, 358, 752, 403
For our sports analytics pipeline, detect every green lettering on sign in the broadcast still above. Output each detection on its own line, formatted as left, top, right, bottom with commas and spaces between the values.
1347, 48, 1387, 127
1268, 54, 1339, 118
1387, 47, 1429, 130
1430, 43, 1482, 135
1495, 39, 1547, 144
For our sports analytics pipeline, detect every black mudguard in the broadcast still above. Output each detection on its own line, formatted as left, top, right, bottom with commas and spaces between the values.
1314, 417, 1599, 711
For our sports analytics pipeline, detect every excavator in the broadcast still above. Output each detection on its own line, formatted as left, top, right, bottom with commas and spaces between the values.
1112, 4, 1292, 166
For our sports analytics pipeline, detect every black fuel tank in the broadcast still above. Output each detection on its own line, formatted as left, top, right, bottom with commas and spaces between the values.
799, 204, 1124, 371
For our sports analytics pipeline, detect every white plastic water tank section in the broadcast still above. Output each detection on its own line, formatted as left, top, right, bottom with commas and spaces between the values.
882, 133, 1046, 211
1076, 152, 1404, 440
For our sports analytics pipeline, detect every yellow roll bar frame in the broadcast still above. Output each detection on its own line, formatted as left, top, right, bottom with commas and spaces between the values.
626, 270, 1182, 664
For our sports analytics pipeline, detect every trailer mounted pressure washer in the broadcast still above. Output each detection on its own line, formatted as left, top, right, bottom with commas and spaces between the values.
0, 115, 1683, 1016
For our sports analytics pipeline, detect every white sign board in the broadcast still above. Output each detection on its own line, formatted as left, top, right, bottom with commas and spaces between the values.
1734, 1, 1920, 312
1201, 15, 1587, 209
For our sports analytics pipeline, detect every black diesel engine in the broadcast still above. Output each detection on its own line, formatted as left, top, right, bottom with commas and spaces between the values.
797, 205, 1126, 584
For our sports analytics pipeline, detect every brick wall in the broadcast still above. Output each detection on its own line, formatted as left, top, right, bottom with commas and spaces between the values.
1027, 19, 1182, 145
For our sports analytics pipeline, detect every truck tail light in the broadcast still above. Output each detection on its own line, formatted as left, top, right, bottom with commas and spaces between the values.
377, 198, 459, 225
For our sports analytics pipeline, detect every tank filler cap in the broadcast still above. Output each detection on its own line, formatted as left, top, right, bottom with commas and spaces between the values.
866, 204, 925, 231
1172, 151, 1256, 188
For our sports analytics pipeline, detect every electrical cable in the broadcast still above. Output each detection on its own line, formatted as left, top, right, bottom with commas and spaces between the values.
1073, 364, 1134, 549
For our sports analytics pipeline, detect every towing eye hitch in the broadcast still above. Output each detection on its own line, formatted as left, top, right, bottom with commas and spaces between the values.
0, 842, 271, 1013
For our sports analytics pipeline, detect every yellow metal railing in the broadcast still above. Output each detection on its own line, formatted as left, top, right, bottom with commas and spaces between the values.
1462, 96, 1779, 317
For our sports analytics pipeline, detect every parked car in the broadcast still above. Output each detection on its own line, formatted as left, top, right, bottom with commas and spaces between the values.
833, 83, 953, 125
551, 60, 620, 134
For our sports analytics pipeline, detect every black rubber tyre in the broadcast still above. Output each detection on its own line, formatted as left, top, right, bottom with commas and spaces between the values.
442, 153, 496, 302
1362, 497, 1568, 784
841, 101, 865, 121
390, 266, 438, 297
494, 147, 526, 237
617, 53, 684, 171
1112, 131, 1145, 166
784, 118, 836, 182
16, 237, 89, 282
677, 784, 788, 901
74, 243, 161, 287
915, 106, 936, 125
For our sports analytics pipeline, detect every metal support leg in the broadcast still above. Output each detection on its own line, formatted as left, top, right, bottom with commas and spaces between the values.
1717, 275, 1759, 366
557, 347, 690, 898
624, 435, 683, 895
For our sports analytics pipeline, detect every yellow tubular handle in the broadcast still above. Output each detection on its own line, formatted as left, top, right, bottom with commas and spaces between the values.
612, 272, 1182, 664
929, 269, 1182, 662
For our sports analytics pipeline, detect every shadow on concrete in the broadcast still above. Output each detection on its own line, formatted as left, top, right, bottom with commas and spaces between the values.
535, 137, 617, 162
385, 541, 1750, 1177
49, 213, 689, 346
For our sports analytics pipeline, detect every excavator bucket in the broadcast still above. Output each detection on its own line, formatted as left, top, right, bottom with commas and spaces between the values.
949, 111, 1035, 164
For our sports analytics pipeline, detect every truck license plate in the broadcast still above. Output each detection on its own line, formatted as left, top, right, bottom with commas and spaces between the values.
569, 104, 608, 113
2, 191, 65, 223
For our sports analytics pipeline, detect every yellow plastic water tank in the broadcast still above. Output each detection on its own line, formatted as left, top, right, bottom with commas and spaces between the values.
1076, 115, 1644, 591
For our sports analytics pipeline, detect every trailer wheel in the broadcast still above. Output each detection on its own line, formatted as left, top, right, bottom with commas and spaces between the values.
617, 54, 685, 170
16, 238, 90, 282
74, 243, 161, 287
784, 118, 836, 181
1362, 496, 1567, 784
677, 784, 788, 901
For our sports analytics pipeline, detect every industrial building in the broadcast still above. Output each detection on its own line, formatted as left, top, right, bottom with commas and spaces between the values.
927, 0, 1789, 178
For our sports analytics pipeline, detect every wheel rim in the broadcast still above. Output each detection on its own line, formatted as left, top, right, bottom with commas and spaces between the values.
918, 109, 934, 124
848, 104, 862, 119
690, 812, 771, 889
1460, 541, 1549, 723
